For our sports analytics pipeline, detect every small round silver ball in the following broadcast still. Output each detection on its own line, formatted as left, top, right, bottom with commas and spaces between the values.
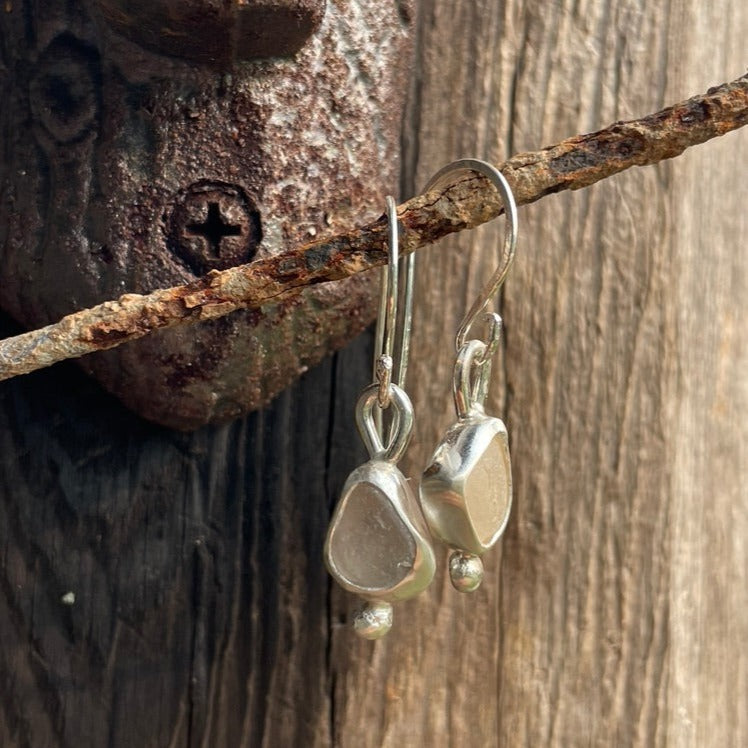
353, 601, 393, 639
449, 551, 483, 592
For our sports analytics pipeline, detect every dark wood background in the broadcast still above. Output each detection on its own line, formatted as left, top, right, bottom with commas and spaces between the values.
2, 0, 747, 746
0, 310, 370, 746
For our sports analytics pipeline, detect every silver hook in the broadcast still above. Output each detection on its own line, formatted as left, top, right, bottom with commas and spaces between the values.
422, 158, 518, 353
373, 196, 414, 408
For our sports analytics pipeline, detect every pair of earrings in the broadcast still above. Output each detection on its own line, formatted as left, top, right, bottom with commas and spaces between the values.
325, 159, 518, 639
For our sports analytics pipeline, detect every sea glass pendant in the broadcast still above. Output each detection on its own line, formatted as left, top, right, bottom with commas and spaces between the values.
325, 383, 435, 638
419, 337, 512, 592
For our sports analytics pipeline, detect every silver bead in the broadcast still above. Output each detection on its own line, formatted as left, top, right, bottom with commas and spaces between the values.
353, 601, 393, 639
449, 551, 483, 593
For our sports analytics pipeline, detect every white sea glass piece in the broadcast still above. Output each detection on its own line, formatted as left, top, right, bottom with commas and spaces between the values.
327, 482, 415, 590
463, 431, 511, 545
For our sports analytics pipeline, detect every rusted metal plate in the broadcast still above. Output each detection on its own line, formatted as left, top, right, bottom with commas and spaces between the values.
0, 1, 412, 429
91, 0, 327, 64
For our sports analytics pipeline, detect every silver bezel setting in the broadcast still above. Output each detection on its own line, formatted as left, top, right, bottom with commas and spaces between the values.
325, 459, 436, 602
420, 412, 512, 556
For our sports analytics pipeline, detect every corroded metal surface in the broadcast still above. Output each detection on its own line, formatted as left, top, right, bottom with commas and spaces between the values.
91, 0, 327, 64
0, 0, 412, 429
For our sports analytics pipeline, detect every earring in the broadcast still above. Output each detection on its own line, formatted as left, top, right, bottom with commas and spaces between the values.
418, 159, 517, 593
324, 196, 435, 639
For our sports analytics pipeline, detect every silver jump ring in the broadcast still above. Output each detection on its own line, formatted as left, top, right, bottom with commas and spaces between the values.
453, 339, 492, 418
356, 383, 415, 463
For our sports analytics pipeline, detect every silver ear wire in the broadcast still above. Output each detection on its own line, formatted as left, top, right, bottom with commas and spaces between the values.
422, 158, 517, 356
373, 196, 414, 436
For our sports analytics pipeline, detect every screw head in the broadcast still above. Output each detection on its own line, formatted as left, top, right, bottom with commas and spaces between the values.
167, 181, 261, 275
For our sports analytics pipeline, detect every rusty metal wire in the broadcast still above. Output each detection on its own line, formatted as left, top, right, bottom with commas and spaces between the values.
0, 74, 746, 382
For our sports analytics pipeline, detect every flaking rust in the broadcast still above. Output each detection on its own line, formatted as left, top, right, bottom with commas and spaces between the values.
0, 0, 412, 429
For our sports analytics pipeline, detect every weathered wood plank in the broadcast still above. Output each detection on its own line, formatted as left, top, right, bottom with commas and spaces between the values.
331, 0, 747, 746
0, 315, 370, 746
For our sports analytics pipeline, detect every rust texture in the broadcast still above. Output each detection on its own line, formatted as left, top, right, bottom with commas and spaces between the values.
1, 72, 746, 414
0, 0, 412, 429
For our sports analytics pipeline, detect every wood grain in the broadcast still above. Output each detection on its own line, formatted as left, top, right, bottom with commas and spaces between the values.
0, 315, 374, 747
332, 0, 748, 746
